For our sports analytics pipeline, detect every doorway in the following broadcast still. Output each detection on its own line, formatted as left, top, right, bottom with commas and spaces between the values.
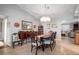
61, 23, 74, 44
0, 17, 7, 48
0, 18, 4, 48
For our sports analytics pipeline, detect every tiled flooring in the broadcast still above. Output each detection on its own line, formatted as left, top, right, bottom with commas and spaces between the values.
0, 37, 79, 55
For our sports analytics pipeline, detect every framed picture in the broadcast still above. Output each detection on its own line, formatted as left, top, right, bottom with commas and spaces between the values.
33, 25, 36, 28
52, 24, 57, 28
14, 22, 20, 27
22, 20, 33, 30
47, 24, 50, 29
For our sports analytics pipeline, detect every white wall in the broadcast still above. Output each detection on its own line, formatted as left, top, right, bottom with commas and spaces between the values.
40, 21, 62, 39
0, 4, 40, 47
61, 24, 71, 32
40, 17, 76, 40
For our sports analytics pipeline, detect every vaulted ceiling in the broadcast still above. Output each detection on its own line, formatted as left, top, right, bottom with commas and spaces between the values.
18, 4, 76, 18
0, 4, 79, 23
17, 4, 79, 21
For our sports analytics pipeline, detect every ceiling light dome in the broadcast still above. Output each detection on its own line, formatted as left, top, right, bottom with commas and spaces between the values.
40, 16, 51, 22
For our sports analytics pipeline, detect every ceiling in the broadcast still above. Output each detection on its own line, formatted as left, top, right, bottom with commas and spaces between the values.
17, 4, 79, 23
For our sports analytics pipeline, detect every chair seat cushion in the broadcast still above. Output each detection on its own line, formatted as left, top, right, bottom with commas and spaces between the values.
32, 42, 41, 46
43, 40, 53, 44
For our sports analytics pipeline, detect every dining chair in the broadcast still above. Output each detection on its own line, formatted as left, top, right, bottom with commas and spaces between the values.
31, 32, 42, 55
18, 31, 27, 45
42, 32, 56, 51
41, 37, 53, 51
54, 32, 57, 39
51, 32, 56, 48
12, 33, 21, 48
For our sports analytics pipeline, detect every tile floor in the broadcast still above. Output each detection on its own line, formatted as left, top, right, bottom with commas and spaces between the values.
0, 37, 79, 55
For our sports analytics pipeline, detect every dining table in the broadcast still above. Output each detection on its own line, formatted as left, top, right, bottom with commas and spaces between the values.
37, 32, 51, 39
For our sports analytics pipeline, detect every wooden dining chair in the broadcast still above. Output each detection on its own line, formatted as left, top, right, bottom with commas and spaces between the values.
18, 31, 27, 45
42, 32, 56, 51
12, 33, 21, 48
41, 37, 53, 51
51, 32, 56, 48
31, 32, 42, 55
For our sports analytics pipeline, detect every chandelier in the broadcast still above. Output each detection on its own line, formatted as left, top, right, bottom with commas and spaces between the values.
40, 16, 51, 22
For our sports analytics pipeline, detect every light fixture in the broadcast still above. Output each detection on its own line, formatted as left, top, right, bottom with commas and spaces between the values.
40, 16, 51, 22
41, 4, 50, 10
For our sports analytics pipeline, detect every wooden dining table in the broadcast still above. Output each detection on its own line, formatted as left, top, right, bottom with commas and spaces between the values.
37, 33, 51, 39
